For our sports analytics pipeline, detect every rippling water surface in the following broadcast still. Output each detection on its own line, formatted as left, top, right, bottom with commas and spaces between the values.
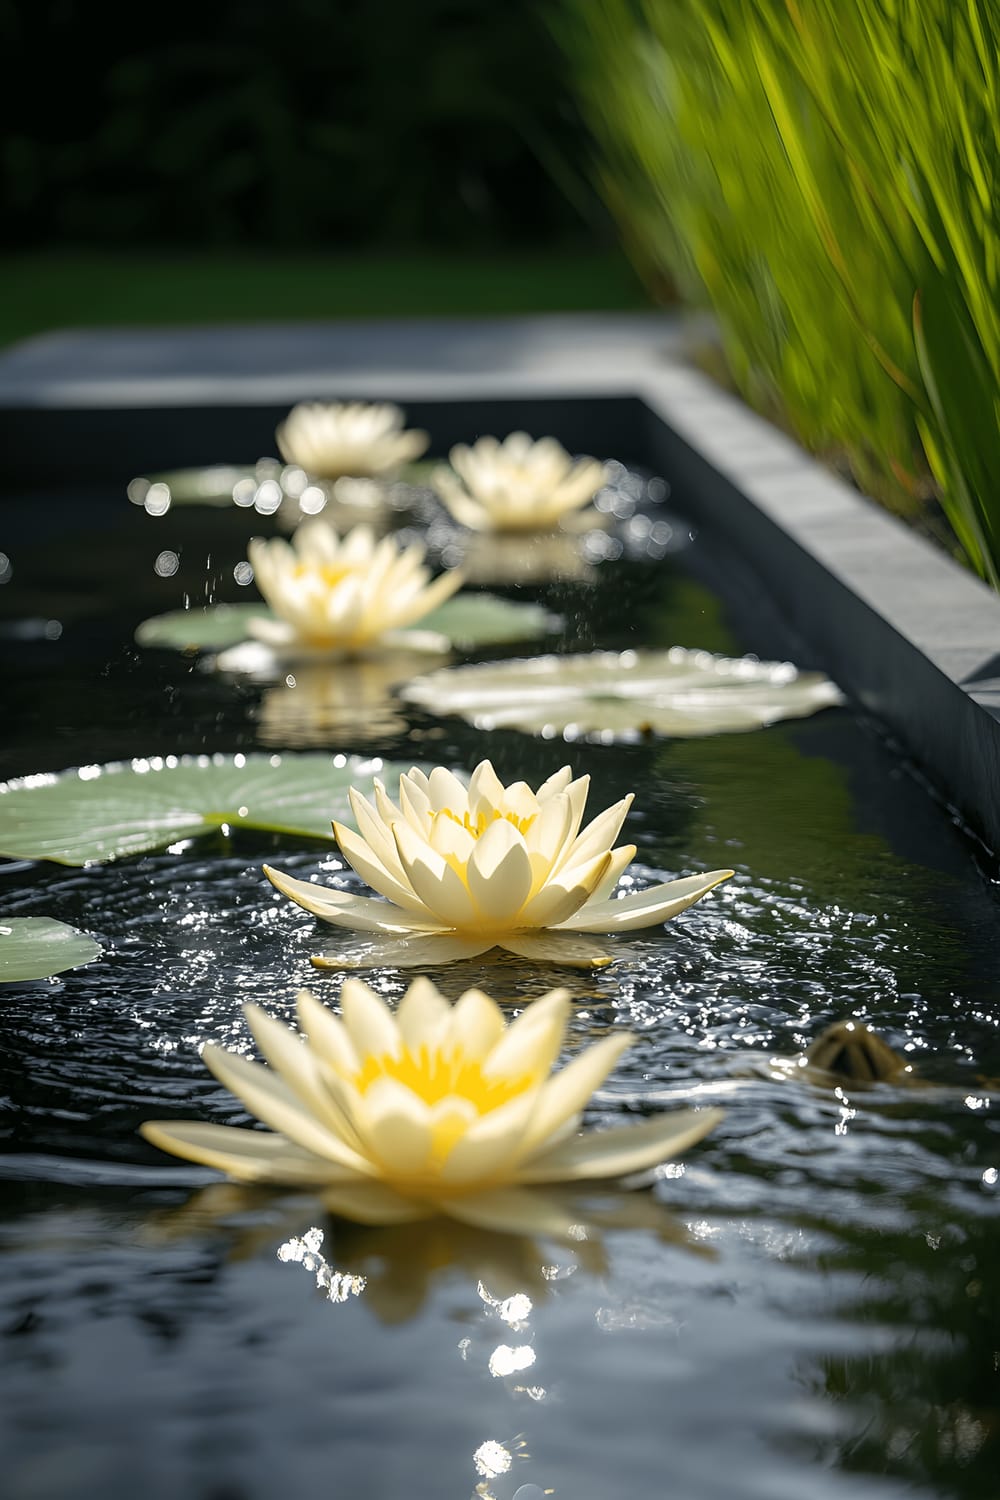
1, 470, 998, 1500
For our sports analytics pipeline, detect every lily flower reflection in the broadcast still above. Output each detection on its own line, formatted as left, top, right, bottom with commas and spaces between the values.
433, 433, 609, 533
452, 530, 597, 588
140, 978, 722, 1233
265, 759, 732, 969
251, 654, 449, 747
244, 519, 462, 658
276, 400, 429, 480
146, 1178, 711, 1325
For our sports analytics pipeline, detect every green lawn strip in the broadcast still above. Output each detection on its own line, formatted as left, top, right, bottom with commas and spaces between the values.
0, 249, 649, 347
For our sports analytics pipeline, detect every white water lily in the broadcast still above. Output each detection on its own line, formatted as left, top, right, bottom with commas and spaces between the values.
140, 979, 723, 1232
265, 759, 732, 969
433, 432, 610, 532
276, 400, 429, 479
245, 519, 462, 655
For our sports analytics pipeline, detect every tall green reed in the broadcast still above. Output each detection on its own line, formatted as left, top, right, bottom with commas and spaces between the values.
558, 0, 1000, 587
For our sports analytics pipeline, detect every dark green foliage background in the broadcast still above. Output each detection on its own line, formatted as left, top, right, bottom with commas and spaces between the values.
3, 0, 597, 249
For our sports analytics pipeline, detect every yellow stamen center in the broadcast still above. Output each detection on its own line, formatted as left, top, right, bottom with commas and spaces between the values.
294, 561, 353, 588
440, 806, 536, 839
354, 1045, 531, 1114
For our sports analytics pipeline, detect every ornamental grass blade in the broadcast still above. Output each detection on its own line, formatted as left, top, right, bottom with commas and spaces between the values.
0, 753, 414, 866
0, 917, 102, 982
402, 649, 842, 741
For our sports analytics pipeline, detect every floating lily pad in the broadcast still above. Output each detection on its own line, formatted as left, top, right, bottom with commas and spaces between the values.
0, 917, 102, 982
135, 605, 273, 653
135, 593, 555, 655
0, 753, 413, 866
402, 648, 843, 741
417, 593, 555, 649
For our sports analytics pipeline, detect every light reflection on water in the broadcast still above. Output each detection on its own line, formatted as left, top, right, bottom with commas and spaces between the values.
0, 469, 998, 1499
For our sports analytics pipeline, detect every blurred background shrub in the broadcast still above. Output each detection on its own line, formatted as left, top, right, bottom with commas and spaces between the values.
3, 0, 598, 249
557, 0, 1000, 587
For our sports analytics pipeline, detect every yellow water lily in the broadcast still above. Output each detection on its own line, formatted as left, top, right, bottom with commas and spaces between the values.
265, 759, 732, 969
140, 979, 723, 1232
433, 432, 609, 532
245, 519, 462, 655
276, 400, 429, 479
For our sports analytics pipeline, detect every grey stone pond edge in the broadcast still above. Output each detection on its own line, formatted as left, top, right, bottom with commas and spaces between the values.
1, 313, 998, 853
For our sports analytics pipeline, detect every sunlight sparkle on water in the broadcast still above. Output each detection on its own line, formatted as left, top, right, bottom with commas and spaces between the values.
473, 1440, 513, 1479
488, 1345, 536, 1379
277, 1227, 367, 1303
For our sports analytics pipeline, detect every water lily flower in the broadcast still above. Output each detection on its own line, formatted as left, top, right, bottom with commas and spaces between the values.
276, 400, 429, 480
140, 979, 723, 1232
264, 759, 732, 969
433, 432, 610, 532
245, 519, 462, 656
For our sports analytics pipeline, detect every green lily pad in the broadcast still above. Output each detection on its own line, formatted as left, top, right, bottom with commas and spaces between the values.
402, 648, 843, 741
0, 752, 413, 866
0, 917, 102, 982
135, 593, 555, 655
417, 593, 556, 649
135, 604, 273, 653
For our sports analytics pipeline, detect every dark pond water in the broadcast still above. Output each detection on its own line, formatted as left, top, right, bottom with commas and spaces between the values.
1, 456, 998, 1500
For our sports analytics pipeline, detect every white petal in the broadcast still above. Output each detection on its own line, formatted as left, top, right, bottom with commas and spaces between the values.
245, 616, 297, 647
466, 819, 533, 924
354, 1077, 433, 1175
349, 787, 411, 883
557, 870, 733, 933
517, 850, 612, 928
561, 795, 634, 868
396, 976, 451, 1051
340, 979, 401, 1062
427, 811, 475, 863
295, 988, 359, 1076
437, 1087, 541, 1186
523, 792, 572, 878
482, 990, 568, 1082
468, 759, 506, 816
242, 1002, 357, 1142
263, 864, 440, 934
445, 988, 506, 1059
517, 1033, 634, 1158
536, 765, 574, 800
140, 1120, 361, 1184
585, 844, 636, 905
424, 765, 470, 815
392, 821, 479, 927
200, 1044, 370, 1173
516, 1109, 724, 1183
334, 820, 434, 913
388, 566, 464, 630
